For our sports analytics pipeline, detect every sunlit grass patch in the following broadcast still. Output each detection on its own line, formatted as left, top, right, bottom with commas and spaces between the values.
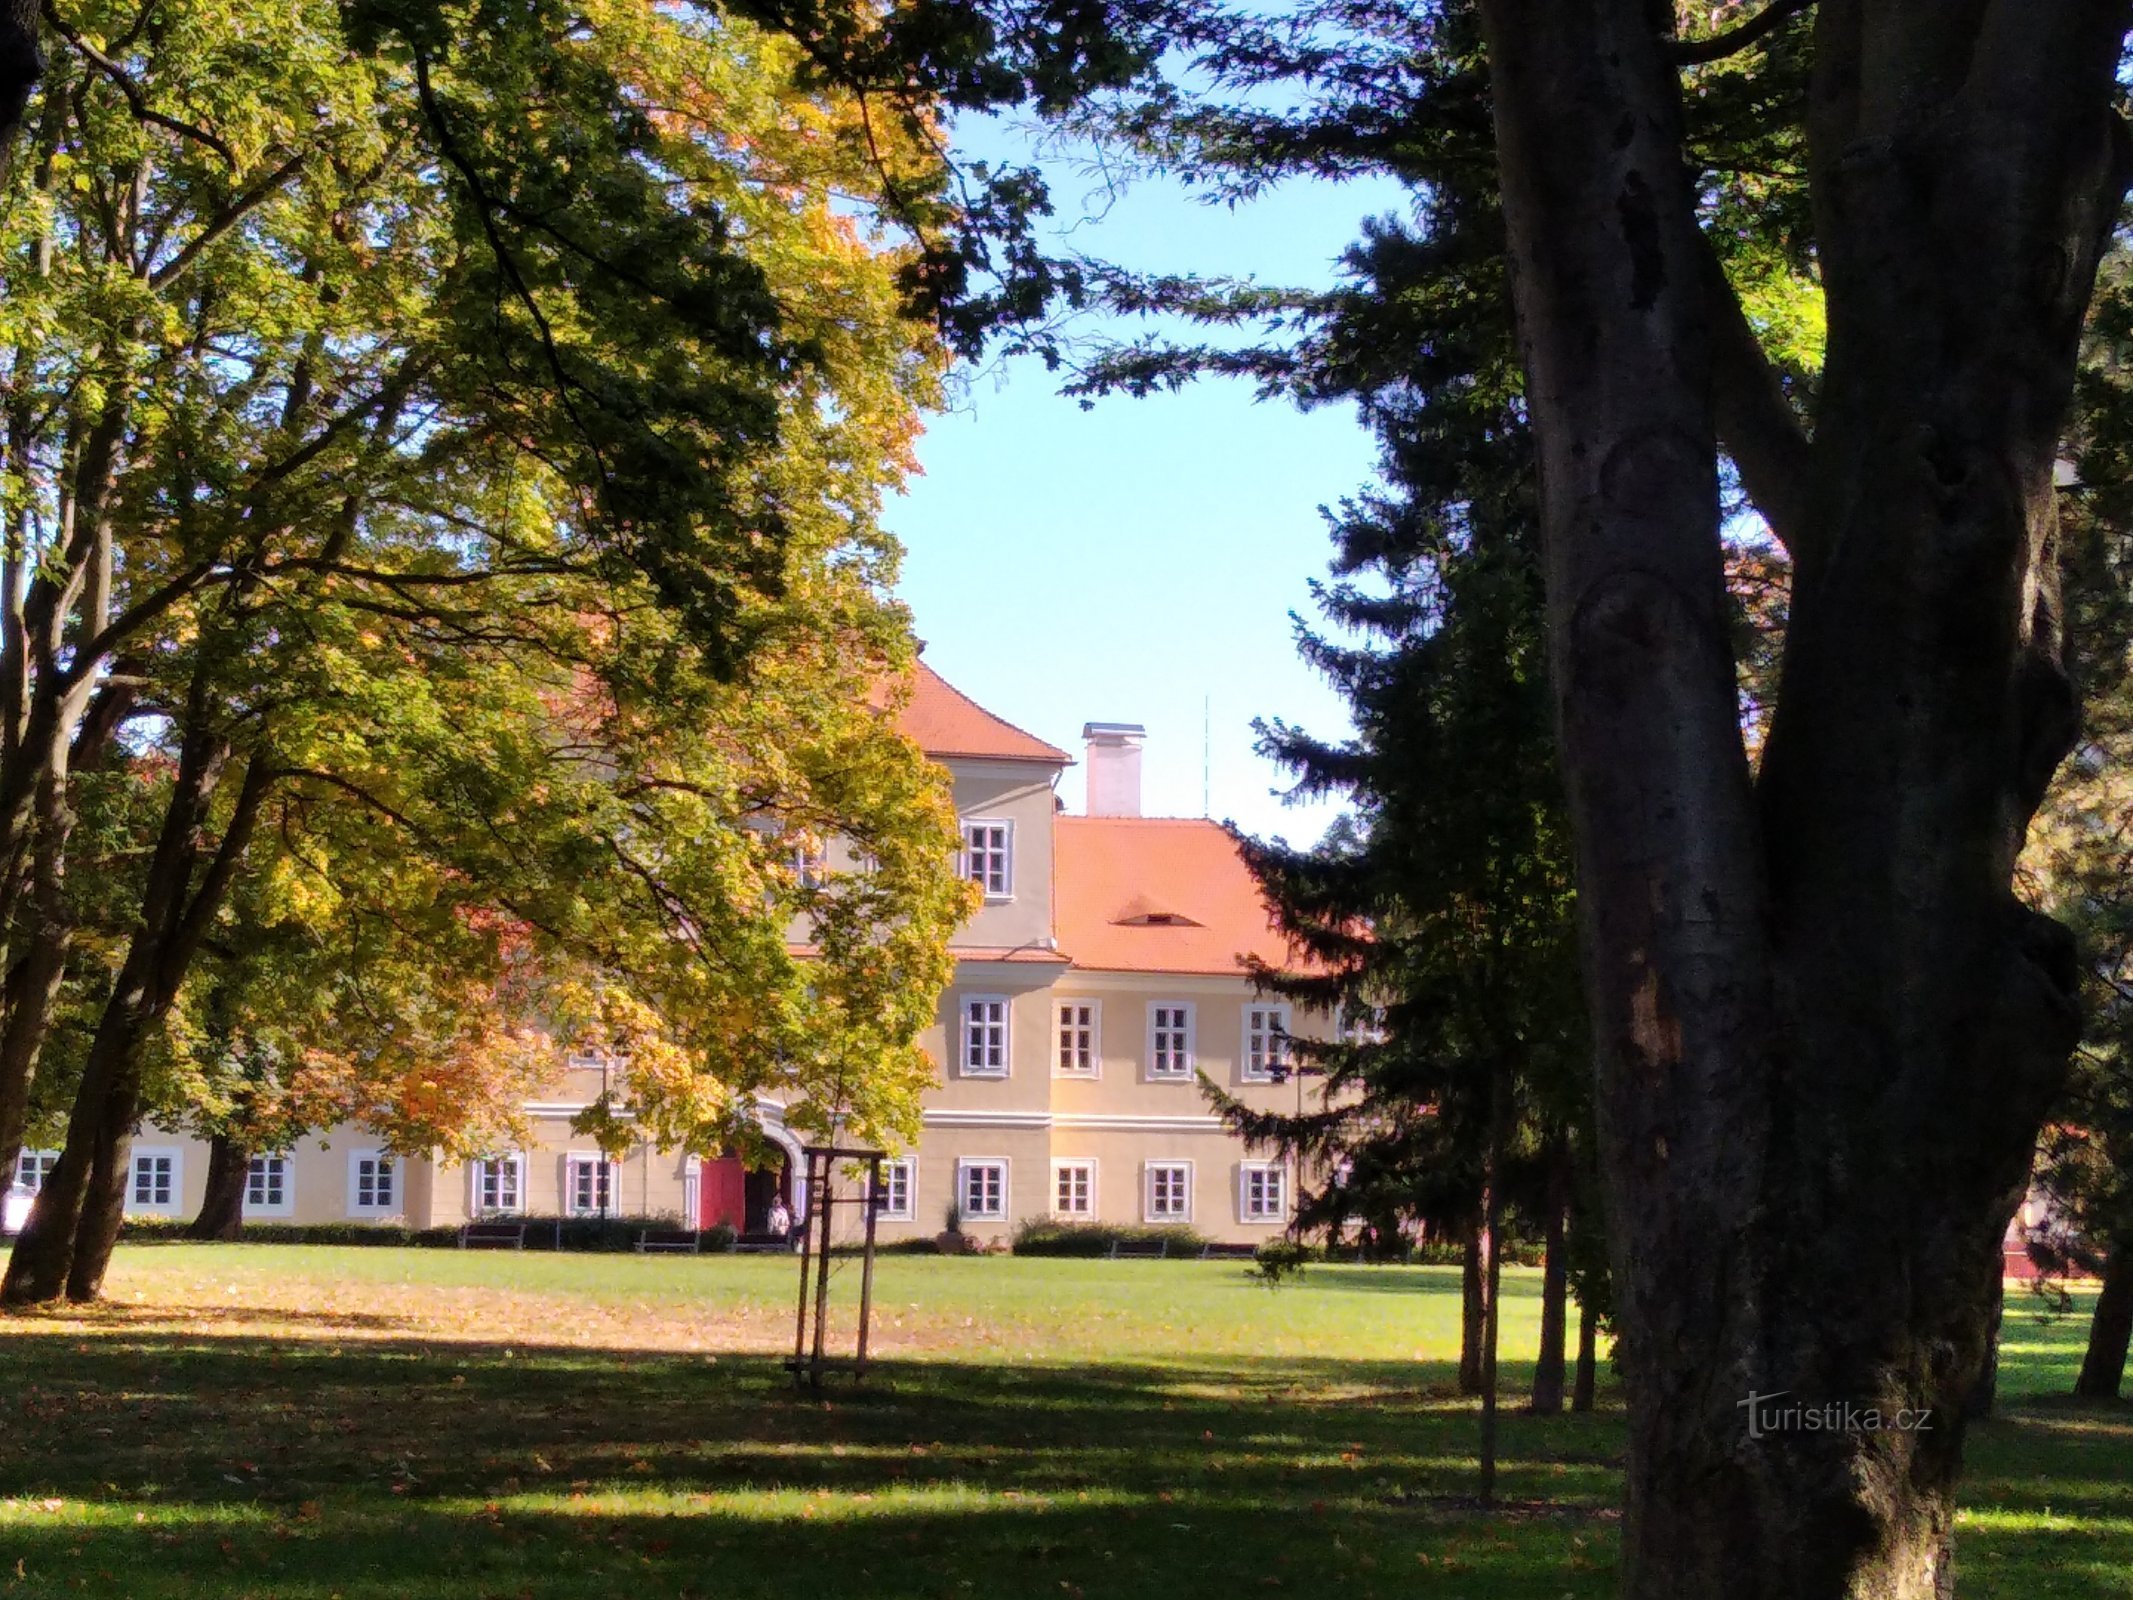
0, 1246, 2122, 1597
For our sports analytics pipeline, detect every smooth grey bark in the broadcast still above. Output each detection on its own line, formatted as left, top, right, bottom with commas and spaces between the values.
2076, 1244, 2133, 1400
1473, 0, 2130, 1593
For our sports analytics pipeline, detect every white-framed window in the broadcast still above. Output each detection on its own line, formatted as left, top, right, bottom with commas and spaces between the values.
790, 840, 827, 890
565, 1153, 617, 1217
127, 1146, 182, 1215
1054, 1160, 1095, 1218
1243, 1004, 1293, 1082
960, 820, 1013, 898
565, 1051, 606, 1073
961, 995, 1010, 1078
956, 1158, 1008, 1222
1148, 1003, 1195, 1079
11, 1149, 57, 1196
246, 1154, 292, 1215
1144, 1161, 1192, 1223
875, 1157, 915, 1221
349, 1151, 397, 1216
1056, 1000, 1099, 1077
470, 1154, 526, 1215
1338, 1004, 1388, 1046
1239, 1161, 1289, 1223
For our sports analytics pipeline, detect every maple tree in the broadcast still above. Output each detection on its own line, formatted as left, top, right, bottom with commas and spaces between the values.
0, 0, 972, 1301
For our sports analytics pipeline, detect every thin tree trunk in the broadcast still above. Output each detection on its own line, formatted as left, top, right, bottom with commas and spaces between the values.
1572, 1297, 1598, 1414
4, 721, 268, 1305
2076, 1244, 2133, 1401
185, 1135, 248, 1242
1459, 1221, 1484, 1395
1476, 1102, 1505, 1507
1532, 1142, 1570, 1415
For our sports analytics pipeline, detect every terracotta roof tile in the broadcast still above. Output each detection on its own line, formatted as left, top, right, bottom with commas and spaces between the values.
893, 661, 1070, 764
1054, 816, 1298, 976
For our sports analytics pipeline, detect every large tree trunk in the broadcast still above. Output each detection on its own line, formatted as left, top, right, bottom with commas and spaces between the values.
1474, 1, 2128, 1594
1965, 1276, 2004, 1422
1459, 1221, 1484, 1395
185, 1135, 249, 1242
1532, 1141, 1570, 1415
2076, 1243, 2133, 1401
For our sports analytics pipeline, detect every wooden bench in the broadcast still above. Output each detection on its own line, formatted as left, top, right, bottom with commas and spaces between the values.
635, 1228, 701, 1255
1197, 1242, 1258, 1261
734, 1232, 794, 1254
459, 1220, 527, 1250
1107, 1239, 1169, 1260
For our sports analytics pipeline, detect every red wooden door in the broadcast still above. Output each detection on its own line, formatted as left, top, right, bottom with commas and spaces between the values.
700, 1158, 747, 1229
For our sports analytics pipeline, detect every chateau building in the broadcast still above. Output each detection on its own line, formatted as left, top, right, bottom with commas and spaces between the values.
7, 664, 1322, 1245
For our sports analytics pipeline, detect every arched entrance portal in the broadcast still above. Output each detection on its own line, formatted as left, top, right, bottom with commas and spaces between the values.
696, 1109, 805, 1237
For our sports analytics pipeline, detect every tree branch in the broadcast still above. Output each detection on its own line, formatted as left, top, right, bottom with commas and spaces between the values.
1699, 237, 1814, 565
1667, 0, 1814, 65
41, 3, 233, 166
148, 149, 307, 289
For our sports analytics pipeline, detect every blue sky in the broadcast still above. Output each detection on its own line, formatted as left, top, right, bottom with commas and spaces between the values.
884, 130, 1410, 847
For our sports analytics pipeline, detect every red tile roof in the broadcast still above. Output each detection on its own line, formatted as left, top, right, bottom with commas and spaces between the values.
894, 662, 1070, 765
1054, 816, 1298, 975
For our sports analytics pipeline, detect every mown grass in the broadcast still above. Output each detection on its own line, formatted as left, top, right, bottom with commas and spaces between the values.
0, 1246, 2122, 1597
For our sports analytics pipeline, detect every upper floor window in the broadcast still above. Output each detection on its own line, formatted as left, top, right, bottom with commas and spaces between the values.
1243, 1005, 1292, 1082
962, 996, 1010, 1078
1148, 1003, 1195, 1080
1056, 1001, 1098, 1077
961, 821, 1013, 898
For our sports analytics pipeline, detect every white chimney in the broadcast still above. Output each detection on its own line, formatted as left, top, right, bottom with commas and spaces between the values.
1083, 722, 1146, 817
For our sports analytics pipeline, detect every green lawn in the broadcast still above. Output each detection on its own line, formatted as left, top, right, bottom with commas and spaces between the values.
0, 1246, 2124, 1597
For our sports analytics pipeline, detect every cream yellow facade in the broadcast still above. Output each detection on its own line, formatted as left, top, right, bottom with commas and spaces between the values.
6, 668, 1325, 1246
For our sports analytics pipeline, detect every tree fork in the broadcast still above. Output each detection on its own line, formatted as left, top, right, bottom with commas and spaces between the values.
1476, 0, 2131, 1592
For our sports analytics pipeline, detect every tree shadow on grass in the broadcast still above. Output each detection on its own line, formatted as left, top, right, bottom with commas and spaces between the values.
0, 1325, 1626, 1600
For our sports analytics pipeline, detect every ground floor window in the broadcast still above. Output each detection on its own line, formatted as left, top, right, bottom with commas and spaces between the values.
1239, 1162, 1288, 1223
129, 1149, 180, 1214
247, 1155, 290, 1212
1145, 1161, 1192, 1223
957, 1159, 1007, 1222
472, 1155, 524, 1215
566, 1154, 616, 1217
350, 1153, 396, 1215
876, 1158, 915, 1221
11, 1150, 56, 1196
1054, 1160, 1094, 1217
